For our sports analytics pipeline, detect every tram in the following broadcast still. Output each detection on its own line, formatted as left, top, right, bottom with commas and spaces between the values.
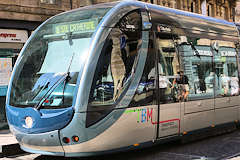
5, 0, 240, 157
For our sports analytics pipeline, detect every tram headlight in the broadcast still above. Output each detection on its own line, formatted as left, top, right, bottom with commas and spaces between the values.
25, 116, 33, 128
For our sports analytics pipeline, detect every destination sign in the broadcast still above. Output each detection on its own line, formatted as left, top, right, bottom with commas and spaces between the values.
54, 18, 98, 34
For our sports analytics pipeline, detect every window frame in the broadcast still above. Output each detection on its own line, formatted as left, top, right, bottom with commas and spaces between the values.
86, 9, 147, 127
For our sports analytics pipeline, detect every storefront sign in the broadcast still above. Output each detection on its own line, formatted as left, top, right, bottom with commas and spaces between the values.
220, 51, 236, 57
0, 29, 28, 43
158, 25, 171, 33
194, 49, 236, 57
194, 50, 212, 56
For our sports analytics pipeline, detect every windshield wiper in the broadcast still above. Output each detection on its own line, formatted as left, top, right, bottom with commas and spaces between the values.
34, 73, 70, 110
34, 52, 75, 110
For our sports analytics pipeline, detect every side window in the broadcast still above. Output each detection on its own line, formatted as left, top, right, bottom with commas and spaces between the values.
175, 37, 239, 100
156, 25, 180, 103
176, 37, 214, 101
214, 40, 239, 97
130, 38, 156, 107
87, 10, 142, 127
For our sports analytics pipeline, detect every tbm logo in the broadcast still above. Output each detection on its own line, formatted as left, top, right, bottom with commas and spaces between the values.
138, 108, 153, 123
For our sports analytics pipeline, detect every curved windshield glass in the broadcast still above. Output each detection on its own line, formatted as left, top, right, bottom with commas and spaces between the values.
9, 7, 111, 108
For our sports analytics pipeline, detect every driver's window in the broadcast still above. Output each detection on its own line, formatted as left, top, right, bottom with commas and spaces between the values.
155, 26, 180, 104
86, 10, 142, 127
88, 11, 141, 105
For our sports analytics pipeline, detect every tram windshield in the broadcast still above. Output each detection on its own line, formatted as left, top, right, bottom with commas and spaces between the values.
9, 6, 112, 108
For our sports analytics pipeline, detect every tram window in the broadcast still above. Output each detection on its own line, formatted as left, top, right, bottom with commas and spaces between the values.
175, 36, 214, 100
88, 20, 141, 105
155, 31, 180, 103
175, 37, 239, 99
192, 62, 214, 94
88, 29, 138, 105
228, 63, 239, 96
87, 10, 142, 127
214, 40, 239, 96
130, 39, 156, 107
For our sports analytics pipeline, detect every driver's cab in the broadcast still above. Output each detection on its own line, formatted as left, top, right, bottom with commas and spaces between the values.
86, 8, 152, 127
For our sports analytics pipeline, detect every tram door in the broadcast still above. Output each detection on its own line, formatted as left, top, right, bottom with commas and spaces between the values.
155, 26, 181, 138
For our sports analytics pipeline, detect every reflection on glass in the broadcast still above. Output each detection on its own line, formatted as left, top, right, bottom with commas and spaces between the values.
131, 39, 155, 107
177, 36, 214, 100
230, 77, 239, 96
215, 42, 238, 97
155, 30, 180, 103
89, 10, 141, 106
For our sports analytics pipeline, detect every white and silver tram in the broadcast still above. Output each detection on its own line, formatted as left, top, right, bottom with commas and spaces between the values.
6, 0, 240, 157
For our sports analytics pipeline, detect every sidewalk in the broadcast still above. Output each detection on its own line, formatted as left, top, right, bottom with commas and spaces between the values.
0, 130, 17, 146
0, 130, 24, 157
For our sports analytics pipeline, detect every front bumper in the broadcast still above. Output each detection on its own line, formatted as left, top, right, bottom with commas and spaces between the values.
10, 125, 64, 156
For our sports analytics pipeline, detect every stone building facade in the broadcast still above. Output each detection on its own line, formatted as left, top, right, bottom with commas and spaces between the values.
0, 0, 72, 22
73, 0, 237, 22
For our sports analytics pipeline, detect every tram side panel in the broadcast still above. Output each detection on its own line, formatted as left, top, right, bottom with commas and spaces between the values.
150, 4, 240, 136
59, 8, 159, 155
153, 23, 218, 134
57, 3, 240, 155
57, 4, 240, 156
158, 103, 181, 138
60, 107, 157, 155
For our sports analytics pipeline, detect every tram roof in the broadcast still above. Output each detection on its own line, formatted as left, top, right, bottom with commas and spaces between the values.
54, 1, 239, 41
114, 1, 239, 41
145, 2, 235, 26
58, 0, 236, 28
60, 0, 236, 27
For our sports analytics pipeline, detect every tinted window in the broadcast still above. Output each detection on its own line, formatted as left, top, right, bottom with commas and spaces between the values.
175, 37, 214, 101
87, 10, 142, 127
